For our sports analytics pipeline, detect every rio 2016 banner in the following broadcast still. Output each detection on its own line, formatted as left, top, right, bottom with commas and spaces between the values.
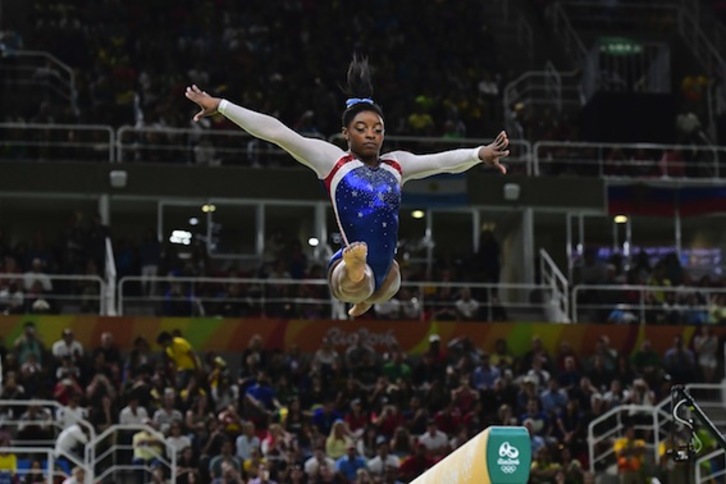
0, 315, 719, 356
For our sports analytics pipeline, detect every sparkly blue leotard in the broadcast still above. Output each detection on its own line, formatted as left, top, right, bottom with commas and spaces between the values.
216, 99, 485, 292
324, 154, 402, 290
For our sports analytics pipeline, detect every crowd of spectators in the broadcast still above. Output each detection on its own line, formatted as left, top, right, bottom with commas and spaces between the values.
4, 0, 506, 144
574, 248, 726, 329
0, 320, 717, 482
1, 209, 508, 322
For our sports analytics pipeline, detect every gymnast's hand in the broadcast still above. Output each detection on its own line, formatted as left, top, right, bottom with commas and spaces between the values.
185, 85, 222, 122
479, 130, 510, 174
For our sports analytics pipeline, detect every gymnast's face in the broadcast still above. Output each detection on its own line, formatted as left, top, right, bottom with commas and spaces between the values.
343, 110, 385, 162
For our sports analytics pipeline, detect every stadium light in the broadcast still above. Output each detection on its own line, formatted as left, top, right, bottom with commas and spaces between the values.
411, 210, 425, 219
614, 215, 628, 224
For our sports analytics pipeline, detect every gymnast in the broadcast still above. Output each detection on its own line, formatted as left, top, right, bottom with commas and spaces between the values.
185, 55, 509, 317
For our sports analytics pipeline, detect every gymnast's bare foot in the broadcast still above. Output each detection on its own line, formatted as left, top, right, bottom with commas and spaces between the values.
348, 301, 373, 317
343, 242, 368, 283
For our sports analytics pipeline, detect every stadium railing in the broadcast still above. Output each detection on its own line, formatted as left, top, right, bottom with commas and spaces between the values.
0, 399, 95, 483
0, 273, 107, 316
0, 123, 533, 173
0, 446, 59, 484
90, 423, 177, 484
539, 248, 570, 322
0, 123, 114, 162
533, 140, 726, 178
571, 284, 726, 324
117, 275, 551, 321
587, 383, 726, 478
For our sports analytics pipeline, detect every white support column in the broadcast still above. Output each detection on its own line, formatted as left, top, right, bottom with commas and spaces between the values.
256, 204, 265, 259
98, 193, 110, 225
314, 202, 328, 261
523, 208, 535, 284
472, 209, 481, 254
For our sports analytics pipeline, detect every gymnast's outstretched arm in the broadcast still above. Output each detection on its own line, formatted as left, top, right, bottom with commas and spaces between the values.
185, 85, 344, 178
393, 130, 510, 184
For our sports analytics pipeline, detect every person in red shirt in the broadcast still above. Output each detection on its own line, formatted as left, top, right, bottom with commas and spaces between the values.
373, 404, 405, 440
433, 401, 462, 436
344, 399, 370, 439
399, 442, 435, 481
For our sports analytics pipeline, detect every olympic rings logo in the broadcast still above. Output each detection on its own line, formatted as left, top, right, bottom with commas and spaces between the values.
500, 465, 517, 474
498, 442, 520, 459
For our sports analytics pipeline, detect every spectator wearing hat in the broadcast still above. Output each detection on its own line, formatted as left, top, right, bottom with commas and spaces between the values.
368, 438, 400, 478
335, 441, 368, 482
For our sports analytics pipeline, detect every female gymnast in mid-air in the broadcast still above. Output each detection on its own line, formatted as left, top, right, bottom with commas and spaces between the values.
185, 55, 510, 318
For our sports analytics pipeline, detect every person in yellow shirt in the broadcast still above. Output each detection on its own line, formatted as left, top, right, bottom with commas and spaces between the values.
0, 436, 17, 479
157, 331, 200, 388
613, 424, 646, 484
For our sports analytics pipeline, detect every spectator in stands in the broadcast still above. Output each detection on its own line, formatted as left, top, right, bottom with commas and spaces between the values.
398, 442, 434, 481
398, 288, 422, 320
472, 352, 500, 391
93, 331, 122, 384
61, 466, 85, 484
55, 423, 89, 467
344, 334, 377, 372
209, 439, 242, 481
119, 393, 149, 426
153, 388, 184, 435
417, 419, 448, 459
17, 404, 53, 441
336, 442, 368, 482
22, 258, 53, 293
56, 391, 88, 429
132, 419, 165, 482
311, 338, 341, 381
13, 321, 44, 365
454, 287, 480, 321
613, 423, 646, 484
374, 297, 401, 320
304, 447, 336, 480
0, 436, 16, 482
166, 421, 192, 460
157, 331, 200, 389
235, 421, 261, 462
325, 420, 353, 460
368, 439, 400, 479
663, 335, 697, 384
693, 324, 719, 383
51, 328, 84, 364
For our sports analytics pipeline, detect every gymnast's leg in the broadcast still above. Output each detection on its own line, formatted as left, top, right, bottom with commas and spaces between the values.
328, 242, 376, 305
348, 260, 402, 317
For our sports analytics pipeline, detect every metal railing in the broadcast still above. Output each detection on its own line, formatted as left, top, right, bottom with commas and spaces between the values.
90, 423, 177, 483
0, 50, 78, 113
533, 140, 726, 178
0, 123, 115, 162
0, 399, 95, 483
118, 275, 551, 321
571, 284, 726, 324
0, 273, 107, 315
539, 248, 569, 322
0, 446, 56, 484
588, 383, 726, 477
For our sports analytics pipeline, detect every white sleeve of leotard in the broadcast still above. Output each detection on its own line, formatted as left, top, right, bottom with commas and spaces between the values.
390, 147, 484, 184
218, 99, 345, 179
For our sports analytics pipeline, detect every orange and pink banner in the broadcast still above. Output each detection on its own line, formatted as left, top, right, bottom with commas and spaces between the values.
0, 315, 719, 357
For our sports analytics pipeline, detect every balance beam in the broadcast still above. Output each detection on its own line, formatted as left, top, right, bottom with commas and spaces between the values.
410, 426, 531, 484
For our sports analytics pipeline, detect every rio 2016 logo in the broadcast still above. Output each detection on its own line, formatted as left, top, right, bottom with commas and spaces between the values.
497, 441, 520, 474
